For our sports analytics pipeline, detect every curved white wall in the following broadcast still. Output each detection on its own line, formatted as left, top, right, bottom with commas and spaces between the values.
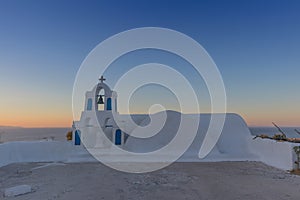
0, 141, 71, 167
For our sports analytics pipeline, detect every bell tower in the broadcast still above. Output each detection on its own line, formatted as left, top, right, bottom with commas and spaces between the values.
74, 76, 124, 148
83, 75, 117, 113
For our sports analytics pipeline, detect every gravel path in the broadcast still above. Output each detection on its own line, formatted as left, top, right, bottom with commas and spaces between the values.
1, 162, 300, 200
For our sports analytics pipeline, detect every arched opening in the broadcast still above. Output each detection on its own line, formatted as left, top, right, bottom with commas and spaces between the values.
97, 89, 105, 111
105, 118, 113, 128
107, 98, 112, 110
94, 82, 113, 112
115, 129, 122, 145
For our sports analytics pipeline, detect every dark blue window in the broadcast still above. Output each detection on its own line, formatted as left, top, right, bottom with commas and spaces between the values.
115, 129, 121, 145
87, 98, 92, 110
107, 98, 112, 110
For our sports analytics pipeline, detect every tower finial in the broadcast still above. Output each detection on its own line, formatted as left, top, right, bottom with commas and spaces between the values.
99, 75, 106, 83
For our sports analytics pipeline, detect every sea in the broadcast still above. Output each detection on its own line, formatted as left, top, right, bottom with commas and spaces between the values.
0, 127, 70, 143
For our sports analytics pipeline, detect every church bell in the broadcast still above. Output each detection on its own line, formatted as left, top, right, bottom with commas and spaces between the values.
97, 95, 104, 104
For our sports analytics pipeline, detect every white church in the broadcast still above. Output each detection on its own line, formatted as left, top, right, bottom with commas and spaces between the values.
70, 76, 297, 170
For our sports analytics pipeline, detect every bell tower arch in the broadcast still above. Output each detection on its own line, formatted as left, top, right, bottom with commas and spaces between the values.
76, 76, 123, 148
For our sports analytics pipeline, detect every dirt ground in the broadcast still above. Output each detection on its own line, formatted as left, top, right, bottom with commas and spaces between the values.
1, 161, 300, 200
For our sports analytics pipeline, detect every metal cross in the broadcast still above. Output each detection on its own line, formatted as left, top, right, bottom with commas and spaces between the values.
99, 75, 106, 83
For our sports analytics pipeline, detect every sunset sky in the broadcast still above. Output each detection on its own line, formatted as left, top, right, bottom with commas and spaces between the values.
0, 0, 299, 127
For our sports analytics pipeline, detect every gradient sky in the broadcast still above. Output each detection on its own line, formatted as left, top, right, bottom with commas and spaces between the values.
0, 0, 299, 127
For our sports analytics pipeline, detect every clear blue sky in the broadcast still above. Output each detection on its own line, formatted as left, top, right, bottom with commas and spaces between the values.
0, 0, 299, 127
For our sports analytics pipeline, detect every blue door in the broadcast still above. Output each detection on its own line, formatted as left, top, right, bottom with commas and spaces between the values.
75, 130, 81, 145
115, 129, 121, 145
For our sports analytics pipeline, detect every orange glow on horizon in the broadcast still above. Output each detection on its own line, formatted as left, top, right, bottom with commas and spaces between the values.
240, 111, 300, 127
0, 107, 73, 128
1, 105, 299, 128
0, 115, 73, 128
